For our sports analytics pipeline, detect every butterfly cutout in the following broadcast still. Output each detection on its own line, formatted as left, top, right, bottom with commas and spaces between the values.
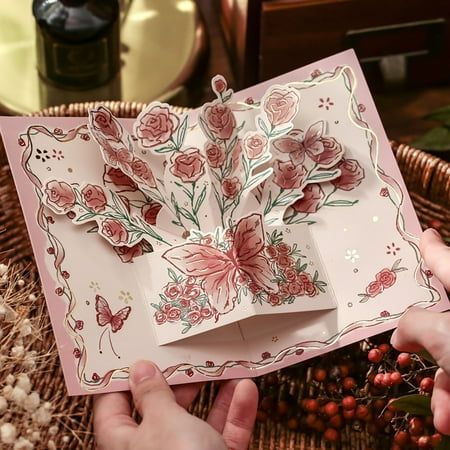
162, 213, 277, 316
95, 295, 131, 333
273, 121, 343, 167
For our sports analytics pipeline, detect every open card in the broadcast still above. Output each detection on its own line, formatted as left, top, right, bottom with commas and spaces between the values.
1, 50, 448, 395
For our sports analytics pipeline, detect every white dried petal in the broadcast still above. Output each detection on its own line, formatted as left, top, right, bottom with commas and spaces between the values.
11, 345, 25, 358
0, 263, 8, 276
0, 396, 7, 413
24, 392, 40, 412
62, 435, 69, 443
17, 279, 26, 288
23, 351, 37, 370
14, 437, 34, 450
28, 294, 37, 301
19, 320, 33, 337
32, 406, 52, 425
16, 373, 32, 394
30, 432, 40, 442
3, 385, 13, 400
47, 440, 56, 450
48, 426, 58, 436
0, 423, 17, 444
6, 374, 15, 385
43, 401, 52, 410
11, 386, 27, 406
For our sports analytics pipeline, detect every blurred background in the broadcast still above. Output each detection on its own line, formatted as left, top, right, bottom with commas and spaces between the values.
0, 0, 449, 154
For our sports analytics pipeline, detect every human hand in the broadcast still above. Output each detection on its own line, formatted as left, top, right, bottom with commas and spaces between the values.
391, 228, 450, 435
94, 360, 258, 450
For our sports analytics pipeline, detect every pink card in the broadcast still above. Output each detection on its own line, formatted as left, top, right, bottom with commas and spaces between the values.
1, 50, 447, 395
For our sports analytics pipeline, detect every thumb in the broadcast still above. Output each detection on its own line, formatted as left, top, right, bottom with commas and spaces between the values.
420, 228, 450, 290
129, 360, 179, 421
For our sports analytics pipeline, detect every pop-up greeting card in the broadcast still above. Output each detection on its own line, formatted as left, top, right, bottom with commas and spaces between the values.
1, 50, 447, 395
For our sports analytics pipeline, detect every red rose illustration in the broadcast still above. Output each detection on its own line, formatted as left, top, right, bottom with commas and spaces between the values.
268, 293, 281, 306
292, 184, 325, 214
379, 187, 389, 197
277, 254, 294, 268
366, 280, 384, 297
277, 242, 290, 254
73, 348, 81, 359
136, 105, 179, 148
309, 137, 343, 166
103, 144, 133, 170
205, 142, 226, 168
273, 160, 306, 190
45, 180, 76, 212
187, 310, 202, 325
75, 320, 84, 330
266, 245, 278, 259
297, 272, 312, 285
213, 76, 227, 94
90, 107, 122, 141
113, 243, 143, 263
104, 166, 137, 191
201, 307, 214, 319
262, 351, 271, 360
221, 177, 241, 199
248, 282, 261, 294
170, 148, 205, 182
92, 373, 100, 382
154, 311, 167, 325
81, 184, 107, 212
164, 282, 183, 300
284, 267, 297, 282
200, 234, 214, 246
288, 281, 305, 296
167, 307, 182, 322
203, 103, 236, 140
263, 89, 299, 126
101, 219, 128, 245
179, 298, 191, 308
142, 202, 162, 226
131, 159, 156, 188
375, 269, 396, 288
244, 133, 268, 159
331, 159, 365, 191
183, 284, 201, 300
305, 282, 317, 297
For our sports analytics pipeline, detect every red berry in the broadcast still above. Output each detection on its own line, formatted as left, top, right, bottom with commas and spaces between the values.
373, 399, 386, 411
390, 371, 403, 385
374, 373, 384, 386
409, 417, 424, 436
431, 433, 442, 447
324, 428, 340, 442
397, 352, 412, 368
355, 405, 369, 420
324, 401, 339, 417
326, 382, 338, 394
368, 348, 383, 363
313, 368, 327, 382
420, 377, 434, 393
304, 398, 319, 412
343, 409, 355, 420
328, 414, 344, 429
383, 410, 394, 423
378, 343, 391, 354
339, 363, 350, 377
418, 435, 431, 448
342, 376, 357, 390
382, 373, 392, 386
394, 430, 410, 446
342, 396, 356, 410
306, 413, 317, 428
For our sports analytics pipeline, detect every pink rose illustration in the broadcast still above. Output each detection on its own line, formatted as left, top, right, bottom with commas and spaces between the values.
268, 293, 281, 306
366, 280, 384, 297
113, 243, 143, 263
164, 282, 183, 300
142, 202, 162, 225
331, 159, 365, 191
167, 307, 182, 322
297, 272, 312, 285
183, 284, 201, 300
101, 219, 128, 245
130, 159, 156, 188
266, 245, 278, 259
179, 298, 191, 308
90, 107, 122, 141
205, 142, 226, 168
375, 269, 396, 288
273, 160, 306, 189
201, 307, 214, 319
103, 166, 137, 191
221, 177, 241, 199
136, 105, 179, 148
45, 180, 76, 212
203, 104, 236, 140
284, 267, 297, 282
288, 281, 305, 296
213, 76, 227, 94
292, 184, 325, 214
170, 148, 205, 182
305, 282, 317, 297
81, 184, 107, 212
309, 137, 344, 166
75, 320, 84, 330
277, 243, 290, 254
263, 89, 299, 126
277, 254, 293, 268
154, 311, 167, 325
244, 133, 268, 159
187, 310, 202, 325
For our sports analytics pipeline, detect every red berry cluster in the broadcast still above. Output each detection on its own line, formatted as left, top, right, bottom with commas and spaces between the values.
255, 332, 441, 448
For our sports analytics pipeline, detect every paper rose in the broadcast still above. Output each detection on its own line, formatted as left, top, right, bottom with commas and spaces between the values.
273, 160, 306, 189
203, 104, 236, 140
101, 219, 128, 245
45, 181, 76, 212
244, 133, 268, 160
90, 107, 122, 141
291, 184, 325, 213
263, 88, 299, 126
170, 148, 205, 183
331, 159, 365, 191
81, 184, 107, 212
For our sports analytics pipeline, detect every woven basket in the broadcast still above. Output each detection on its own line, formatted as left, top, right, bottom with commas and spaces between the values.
0, 101, 449, 450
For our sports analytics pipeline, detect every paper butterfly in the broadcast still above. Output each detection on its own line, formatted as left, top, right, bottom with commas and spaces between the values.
162, 213, 277, 316
95, 295, 131, 333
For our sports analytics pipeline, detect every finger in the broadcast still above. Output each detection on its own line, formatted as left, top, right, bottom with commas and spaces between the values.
391, 307, 450, 373
173, 382, 204, 409
420, 229, 450, 290
222, 379, 259, 450
129, 360, 181, 421
431, 369, 450, 435
93, 392, 136, 450
207, 380, 240, 432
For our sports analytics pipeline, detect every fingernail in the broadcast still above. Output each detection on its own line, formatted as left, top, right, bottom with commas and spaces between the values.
130, 361, 156, 386
390, 330, 398, 346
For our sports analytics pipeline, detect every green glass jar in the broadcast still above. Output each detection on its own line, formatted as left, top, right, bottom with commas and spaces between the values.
33, 0, 120, 90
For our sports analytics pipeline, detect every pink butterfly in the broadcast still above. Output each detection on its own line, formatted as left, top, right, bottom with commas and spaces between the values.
273, 121, 343, 167
162, 214, 277, 315
95, 295, 131, 333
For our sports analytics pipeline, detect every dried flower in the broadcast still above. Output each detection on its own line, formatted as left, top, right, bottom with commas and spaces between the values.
16, 374, 31, 394
0, 396, 7, 413
0, 263, 8, 276
23, 392, 40, 412
0, 423, 17, 444
17, 279, 25, 288
6, 374, 15, 385
19, 319, 33, 337
32, 405, 52, 425
13, 436, 34, 449
48, 426, 58, 436
11, 386, 27, 406
11, 345, 25, 358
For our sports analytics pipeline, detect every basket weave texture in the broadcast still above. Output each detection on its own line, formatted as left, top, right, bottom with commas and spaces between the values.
0, 101, 449, 450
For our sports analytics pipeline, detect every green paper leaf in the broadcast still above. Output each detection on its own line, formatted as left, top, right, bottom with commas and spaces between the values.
194, 186, 207, 214
324, 199, 358, 207
412, 126, 450, 151
307, 170, 340, 182
390, 394, 432, 416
